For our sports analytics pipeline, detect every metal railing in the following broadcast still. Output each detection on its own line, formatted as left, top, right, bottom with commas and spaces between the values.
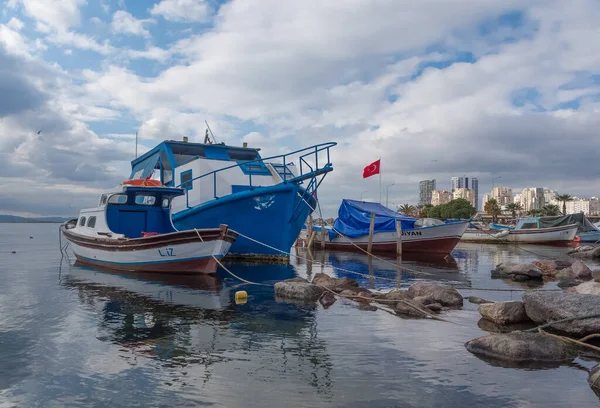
175, 142, 336, 208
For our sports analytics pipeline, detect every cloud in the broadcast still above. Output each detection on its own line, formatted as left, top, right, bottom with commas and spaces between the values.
15, 0, 84, 32
111, 10, 152, 38
149, 0, 210, 23
7, 17, 24, 30
128, 46, 170, 62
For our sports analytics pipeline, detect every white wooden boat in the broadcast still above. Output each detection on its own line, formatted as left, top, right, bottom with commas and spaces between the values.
61, 180, 238, 274
461, 217, 577, 245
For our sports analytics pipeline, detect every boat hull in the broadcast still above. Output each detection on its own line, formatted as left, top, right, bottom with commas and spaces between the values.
61, 226, 237, 274
320, 221, 469, 255
461, 224, 578, 245
172, 183, 315, 258
577, 230, 600, 242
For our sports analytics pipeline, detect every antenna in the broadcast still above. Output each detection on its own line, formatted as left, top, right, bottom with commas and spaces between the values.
205, 120, 217, 144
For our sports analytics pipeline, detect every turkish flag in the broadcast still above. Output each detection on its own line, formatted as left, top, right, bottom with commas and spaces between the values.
363, 159, 380, 178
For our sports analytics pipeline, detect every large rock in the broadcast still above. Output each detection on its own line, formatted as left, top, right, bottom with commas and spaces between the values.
478, 301, 531, 325
592, 270, 600, 282
523, 291, 600, 336
395, 300, 431, 318
491, 263, 543, 281
569, 246, 600, 259
379, 289, 410, 302
406, 283, 463, 307
589, 364, 600, 398
465, 332, 577, 365
319, 292, 337, 308
466, 296, 494, 304
572, 260, 593, 279
570, 281, 600, 295
274, 280, 324, 302
311, 273, 359, 293
533, 259, 572, 276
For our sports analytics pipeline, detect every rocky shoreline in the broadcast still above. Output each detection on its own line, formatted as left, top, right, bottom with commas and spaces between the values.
273, 255, 600, 398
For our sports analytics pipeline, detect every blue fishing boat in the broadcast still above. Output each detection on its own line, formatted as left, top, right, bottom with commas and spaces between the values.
129, 139, 336, 258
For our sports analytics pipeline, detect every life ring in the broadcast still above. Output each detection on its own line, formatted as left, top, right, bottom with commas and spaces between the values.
574, 236, 581, 242
123, 179, 162, 187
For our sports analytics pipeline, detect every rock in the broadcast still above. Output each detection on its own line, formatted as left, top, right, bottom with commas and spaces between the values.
395, 300, 430, 318
523, 291, 600, 336
592, 270, 600, 282
425, 303, 443, 312
340, 289, 358, 298
557, 278, 586, 289
569, 246, 600, 259
477, 318, 536, 334
406, 283, 463, 307
533, 259, 572, 276
319, 292, 337, 309
286, 277, 309, 283
568, 245, 594, 254
380, 289, 410, 302
556, 268, 576, 281
311, 273, 359, 293
466, 296, 494, 305
570, 281, 600, 295
491, 263, 543, 280
412, 296, 434, 305
589, 364, 600, 397
274, 280, 324, 302
358, 303, 378, 312
478, 301, 531, 325
570, 260, 593, 280
465, 332, 577, 365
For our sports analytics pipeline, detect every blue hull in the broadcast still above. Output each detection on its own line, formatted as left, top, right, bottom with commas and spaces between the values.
577, 230, 600, 242
172, 184, 316, 256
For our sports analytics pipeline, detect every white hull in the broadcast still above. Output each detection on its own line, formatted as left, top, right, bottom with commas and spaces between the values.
461, 224, 578, 244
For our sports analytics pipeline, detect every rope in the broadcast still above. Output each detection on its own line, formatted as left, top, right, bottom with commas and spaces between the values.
539, 328, 600, 353
524, 313, 600, 332
194, 228, 268, 286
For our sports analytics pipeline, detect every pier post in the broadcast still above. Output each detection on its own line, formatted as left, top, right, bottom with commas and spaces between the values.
396, 220, 402, 255
367, 212, 376, 253
320, 220, 326, 249
307, 215, 313, 249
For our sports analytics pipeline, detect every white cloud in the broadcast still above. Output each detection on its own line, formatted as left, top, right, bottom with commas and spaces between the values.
150, 0, 210, 23
111, 10, 152, 38
16, 0, 85, 32
128, 46, 170, 62
7, 17, 24, 30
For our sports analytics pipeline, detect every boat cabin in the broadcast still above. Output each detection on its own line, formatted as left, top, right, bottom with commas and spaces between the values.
128, 140, 299, 213
515, 217, 541, 230
73, 185, 185, 239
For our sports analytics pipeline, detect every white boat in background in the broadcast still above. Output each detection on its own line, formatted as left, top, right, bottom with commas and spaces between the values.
61, 180, 238, 274
461, 217, 578, 245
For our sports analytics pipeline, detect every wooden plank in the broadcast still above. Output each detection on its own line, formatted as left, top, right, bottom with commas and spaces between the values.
367, 212, 376, 253
396, 219, 402, 255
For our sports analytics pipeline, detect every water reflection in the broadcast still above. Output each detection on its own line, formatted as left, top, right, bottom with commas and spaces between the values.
60, 263, 334, 398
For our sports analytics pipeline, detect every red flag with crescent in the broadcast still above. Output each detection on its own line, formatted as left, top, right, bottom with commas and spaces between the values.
362, 159, 380, 178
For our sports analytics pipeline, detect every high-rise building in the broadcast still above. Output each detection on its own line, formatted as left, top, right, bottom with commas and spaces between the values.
482, 193, 491, 208
453, 188, 476, 208
534, 187, 545, 210
450, 177, 459, 192
565, 197, 600, 215
492, 186, 513, 206
464, 177, 469, 189
517, 187, 546, 211
471, 178, 479, 210
419, 179, 436, 206
544, 189, 558, 206
431, 190, 452, 206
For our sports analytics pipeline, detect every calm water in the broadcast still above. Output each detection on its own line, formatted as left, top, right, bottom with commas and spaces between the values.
1, 223, 599, 407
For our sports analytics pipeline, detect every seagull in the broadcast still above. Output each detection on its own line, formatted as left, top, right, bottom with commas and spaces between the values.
37, 130, 42, 134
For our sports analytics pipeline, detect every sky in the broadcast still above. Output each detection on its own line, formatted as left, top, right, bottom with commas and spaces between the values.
1, 0, 600, 218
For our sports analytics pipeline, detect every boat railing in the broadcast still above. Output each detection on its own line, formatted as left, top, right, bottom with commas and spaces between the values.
176, 142, 336, 208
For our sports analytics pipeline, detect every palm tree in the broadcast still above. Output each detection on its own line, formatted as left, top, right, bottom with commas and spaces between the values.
555, 194, 573, 215
417, 204, 433, 218
505, 203, 523, 218
484, 198, 501, 223
527, 209, 542, 217
541, 204, 561, 216
398, 203, 416, 216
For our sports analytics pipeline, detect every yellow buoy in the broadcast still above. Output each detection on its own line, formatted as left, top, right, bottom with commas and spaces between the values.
235, 291, 248, 304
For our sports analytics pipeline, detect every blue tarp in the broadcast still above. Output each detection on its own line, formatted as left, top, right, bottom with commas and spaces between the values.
332, 199, 418, 238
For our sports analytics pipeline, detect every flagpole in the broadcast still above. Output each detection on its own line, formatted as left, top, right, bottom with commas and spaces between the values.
379, 157, 382, 204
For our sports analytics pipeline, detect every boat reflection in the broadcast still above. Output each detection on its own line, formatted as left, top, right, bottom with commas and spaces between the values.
60, 261, 333, 395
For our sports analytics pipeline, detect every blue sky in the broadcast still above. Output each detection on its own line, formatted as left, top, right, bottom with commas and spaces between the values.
1, 0, 600, 216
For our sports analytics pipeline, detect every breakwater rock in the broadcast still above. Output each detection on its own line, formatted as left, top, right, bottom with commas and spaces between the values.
406, 283, 463, 307
589, 365, 600, 398
568, 246, 600, 259
533, 259, 572, 276
491, 263, 543, 281
478, 301, 531, 325
274, 279, 324, 302
465, 332, 578, 367
523, 292, 600, 337
568, 281, 600, 295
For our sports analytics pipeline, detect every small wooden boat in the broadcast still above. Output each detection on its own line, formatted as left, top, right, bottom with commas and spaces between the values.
461, 217, 577, 245
61, 181, 238, 273
311, 200, 469, 255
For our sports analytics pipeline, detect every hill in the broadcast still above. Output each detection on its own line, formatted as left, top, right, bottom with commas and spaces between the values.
0, 214, 72, 223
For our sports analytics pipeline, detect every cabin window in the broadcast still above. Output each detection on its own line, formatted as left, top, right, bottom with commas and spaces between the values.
180, 170, 193, 190
108, 194, 128, 204
162, 198, 170, 208
520, 222, 538, 229
87, 216, 96, 228
79, 216, 86, 226
135, 195, 156, 205
100, 195, 108, 206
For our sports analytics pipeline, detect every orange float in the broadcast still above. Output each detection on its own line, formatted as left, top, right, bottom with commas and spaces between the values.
123, 178, 162, 187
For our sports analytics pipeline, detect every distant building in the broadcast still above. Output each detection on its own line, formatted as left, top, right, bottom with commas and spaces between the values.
544, 189, 558, 206
419, 179, 436, 206
471, 178, 479, 210
517, 187, 546, 212
492, 186, 513, 206
482, 193, 491, 207
453, 188, 476, 208
534, 187, 545, 210
431, 190, 452, 206
450, 177, 460, 193
566, 197, 600, 215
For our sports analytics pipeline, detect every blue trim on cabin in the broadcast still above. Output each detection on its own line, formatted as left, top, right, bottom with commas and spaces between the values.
77, 254, 223, 266
180, 169, 193, 190
238, 161, 271, 175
